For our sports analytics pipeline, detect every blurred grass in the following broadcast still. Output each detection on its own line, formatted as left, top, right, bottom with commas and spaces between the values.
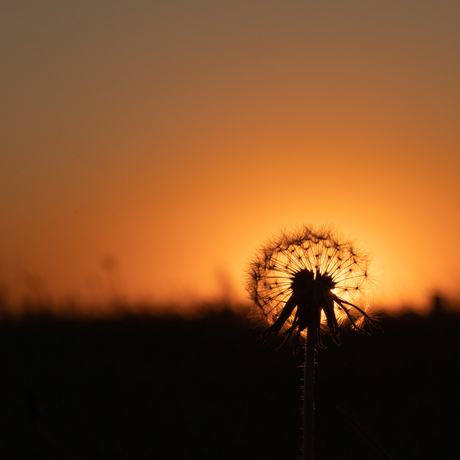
0, 299, 459, 459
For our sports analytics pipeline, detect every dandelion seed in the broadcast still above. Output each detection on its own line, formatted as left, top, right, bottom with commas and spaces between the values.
246, 225, 382, 354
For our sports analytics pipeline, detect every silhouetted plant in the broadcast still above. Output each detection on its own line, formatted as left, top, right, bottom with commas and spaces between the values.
246, 225, 382, 460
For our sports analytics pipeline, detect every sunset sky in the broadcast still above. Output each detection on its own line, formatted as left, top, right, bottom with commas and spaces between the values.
1, 1, 459, 313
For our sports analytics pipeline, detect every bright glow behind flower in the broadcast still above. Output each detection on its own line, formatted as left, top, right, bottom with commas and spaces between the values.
246, 226, 382, 353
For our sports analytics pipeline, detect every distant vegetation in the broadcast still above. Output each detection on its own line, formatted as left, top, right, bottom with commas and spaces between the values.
1, 295, 459, 459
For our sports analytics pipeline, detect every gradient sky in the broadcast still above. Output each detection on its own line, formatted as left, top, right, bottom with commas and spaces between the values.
1, 1, 459, 313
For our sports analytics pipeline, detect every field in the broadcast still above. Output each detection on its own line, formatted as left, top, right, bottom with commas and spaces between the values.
1, 300, 459, 459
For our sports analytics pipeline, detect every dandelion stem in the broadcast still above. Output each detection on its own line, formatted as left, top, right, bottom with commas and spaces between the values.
302, 320, 318, 460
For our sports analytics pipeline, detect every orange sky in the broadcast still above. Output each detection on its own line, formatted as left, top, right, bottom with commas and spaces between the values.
1, 1, 459, 314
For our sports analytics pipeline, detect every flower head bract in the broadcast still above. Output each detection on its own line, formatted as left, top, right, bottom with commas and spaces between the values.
246, 226, 382, 353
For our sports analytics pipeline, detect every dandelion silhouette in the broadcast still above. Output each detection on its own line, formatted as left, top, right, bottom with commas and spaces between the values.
246, 225, 382, 460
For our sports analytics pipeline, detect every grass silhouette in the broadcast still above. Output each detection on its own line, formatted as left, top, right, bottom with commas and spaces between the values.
0, 296, 459, 459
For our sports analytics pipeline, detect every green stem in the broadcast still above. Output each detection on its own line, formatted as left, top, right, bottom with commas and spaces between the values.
302, 322, 317, 460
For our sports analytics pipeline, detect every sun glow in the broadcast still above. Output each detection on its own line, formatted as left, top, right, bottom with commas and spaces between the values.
1, 1, 459, 316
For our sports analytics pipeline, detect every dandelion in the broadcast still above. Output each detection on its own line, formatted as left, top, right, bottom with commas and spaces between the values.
245, 225, 382, 460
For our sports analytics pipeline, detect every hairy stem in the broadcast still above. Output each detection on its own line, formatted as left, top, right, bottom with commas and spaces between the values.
302, 321, 317, 460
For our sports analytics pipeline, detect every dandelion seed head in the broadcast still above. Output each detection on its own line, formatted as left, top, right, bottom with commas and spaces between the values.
245, 225, 382, 353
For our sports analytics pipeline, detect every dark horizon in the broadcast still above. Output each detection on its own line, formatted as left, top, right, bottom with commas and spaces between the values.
0, 282, 459, 320
1, 296, 459, 459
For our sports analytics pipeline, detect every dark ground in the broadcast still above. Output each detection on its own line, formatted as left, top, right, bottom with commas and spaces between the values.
1, 299, 459, 459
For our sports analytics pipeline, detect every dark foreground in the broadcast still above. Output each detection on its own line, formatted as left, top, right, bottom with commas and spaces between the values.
1, 302, 459, 460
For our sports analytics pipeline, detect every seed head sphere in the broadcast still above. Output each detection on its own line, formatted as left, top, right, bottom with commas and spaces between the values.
246, 226, 382, 353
